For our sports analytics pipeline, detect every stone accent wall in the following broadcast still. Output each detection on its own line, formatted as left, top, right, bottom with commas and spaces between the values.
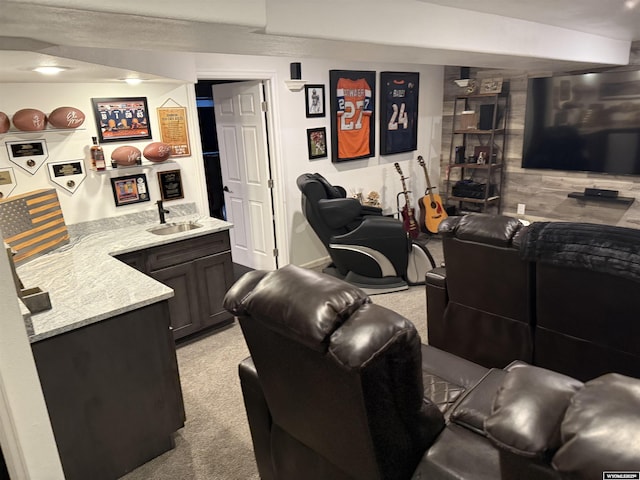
442, 42, 640, 227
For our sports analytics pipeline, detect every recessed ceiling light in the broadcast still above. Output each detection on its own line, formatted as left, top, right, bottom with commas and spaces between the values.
123, 78, 143, 85
32, 66, 69, 75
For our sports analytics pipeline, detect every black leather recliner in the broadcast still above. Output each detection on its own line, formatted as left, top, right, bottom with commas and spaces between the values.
224, 265, 640, 480
297, 173, 434, 293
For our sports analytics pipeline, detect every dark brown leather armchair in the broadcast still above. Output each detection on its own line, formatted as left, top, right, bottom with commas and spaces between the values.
224, 264, 487, 480
426, 213, 534, 368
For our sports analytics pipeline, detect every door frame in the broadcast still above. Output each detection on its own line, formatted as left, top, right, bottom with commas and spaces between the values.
194, 69, 287, 269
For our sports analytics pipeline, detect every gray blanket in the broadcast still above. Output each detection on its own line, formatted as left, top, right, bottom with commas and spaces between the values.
520, 221, 640, 283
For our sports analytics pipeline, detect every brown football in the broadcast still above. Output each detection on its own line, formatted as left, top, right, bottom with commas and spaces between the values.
143, 142, 172, 163
48, 106, 85, 129
111, 146, 142, 167
12, 108, 47, 131
0, 112, 9, 133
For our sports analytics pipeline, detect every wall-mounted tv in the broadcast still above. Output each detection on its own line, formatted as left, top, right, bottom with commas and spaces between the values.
522, 69, 640, 175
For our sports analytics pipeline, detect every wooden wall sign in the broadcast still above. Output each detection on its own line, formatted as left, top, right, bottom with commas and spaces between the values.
157, 106, 191, 157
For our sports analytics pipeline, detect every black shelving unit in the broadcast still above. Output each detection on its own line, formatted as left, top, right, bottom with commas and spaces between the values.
445, 91, 509, 213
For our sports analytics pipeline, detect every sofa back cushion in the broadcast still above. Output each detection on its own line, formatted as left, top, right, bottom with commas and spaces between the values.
436, 214, 534, 368
521, 221, 640, 380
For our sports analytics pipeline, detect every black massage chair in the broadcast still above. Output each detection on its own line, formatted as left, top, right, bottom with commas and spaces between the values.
297, 173, 434, 293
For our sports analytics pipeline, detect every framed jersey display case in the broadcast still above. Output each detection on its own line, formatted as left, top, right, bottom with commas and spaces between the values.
329, 70, 376, 162
91, 97, 152, 143
379, 72, 420, 155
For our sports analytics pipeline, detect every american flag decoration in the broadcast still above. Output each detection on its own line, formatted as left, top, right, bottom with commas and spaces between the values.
0, 189, 69, 265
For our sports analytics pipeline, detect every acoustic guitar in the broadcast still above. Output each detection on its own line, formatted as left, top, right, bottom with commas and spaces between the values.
417, 155, 448, 234
393, 162, 420, 239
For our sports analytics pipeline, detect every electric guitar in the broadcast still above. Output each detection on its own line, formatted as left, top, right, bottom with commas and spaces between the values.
393, 162, 420, 239
417, 155, 448, 234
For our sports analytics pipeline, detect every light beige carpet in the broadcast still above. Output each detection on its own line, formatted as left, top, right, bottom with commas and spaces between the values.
122, 237, 443, 480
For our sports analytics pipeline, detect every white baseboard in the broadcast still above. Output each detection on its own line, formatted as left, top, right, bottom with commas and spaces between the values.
299, 256, 331, 271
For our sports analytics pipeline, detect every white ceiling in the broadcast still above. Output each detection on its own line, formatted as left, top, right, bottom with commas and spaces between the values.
0, 0, 639, 84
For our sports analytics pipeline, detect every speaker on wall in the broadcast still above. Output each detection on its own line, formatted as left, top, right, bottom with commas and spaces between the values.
290, 62, 302, 80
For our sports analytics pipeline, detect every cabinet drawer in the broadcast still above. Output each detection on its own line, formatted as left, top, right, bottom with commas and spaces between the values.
148, 231, 230, 271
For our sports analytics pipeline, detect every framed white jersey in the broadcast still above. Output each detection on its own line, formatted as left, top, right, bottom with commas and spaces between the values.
380, 72, 420, 155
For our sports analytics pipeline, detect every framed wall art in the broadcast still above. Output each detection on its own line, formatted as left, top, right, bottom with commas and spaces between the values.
92, 97, 152, 143
479, 77, 503, 95
157, 169, 184, 201
329, 70, 375, 162
305, 84, 325, 118
110, 173, 150, 207
379, 72, 420, 155
307, 127, 327, 159
157, 105, 191, 156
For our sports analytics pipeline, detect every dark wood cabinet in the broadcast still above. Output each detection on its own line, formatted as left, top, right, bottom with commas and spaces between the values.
115, 230, 235, 340
31, 301, 185, 480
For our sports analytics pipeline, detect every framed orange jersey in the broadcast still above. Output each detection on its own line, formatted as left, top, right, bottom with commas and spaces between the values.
330, 70, 376, 162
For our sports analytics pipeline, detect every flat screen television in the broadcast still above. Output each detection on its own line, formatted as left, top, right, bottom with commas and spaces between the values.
522, 69, 640, 175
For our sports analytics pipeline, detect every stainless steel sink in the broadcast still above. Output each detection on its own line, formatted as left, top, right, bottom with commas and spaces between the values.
147, 221, 203, 235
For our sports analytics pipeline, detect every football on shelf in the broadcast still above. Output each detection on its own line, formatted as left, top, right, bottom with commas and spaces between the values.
143, 142, 172, 163
48, 106, 85, 129
111, 146, 142, 167
12, 108, 47, 131
0, 112, 9, 133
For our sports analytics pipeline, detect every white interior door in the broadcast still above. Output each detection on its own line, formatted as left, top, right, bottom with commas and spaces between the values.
212, 80, 276, 270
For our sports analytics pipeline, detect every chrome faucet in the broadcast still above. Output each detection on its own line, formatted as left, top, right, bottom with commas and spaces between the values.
156, 200, 170, 224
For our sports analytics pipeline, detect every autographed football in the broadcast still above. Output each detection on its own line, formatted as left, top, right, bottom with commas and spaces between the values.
143, 142, 172, 163
111, 146, 142, 167
0, 112, 9, 133
48, 106, 85, 129
12, 108, 47, 131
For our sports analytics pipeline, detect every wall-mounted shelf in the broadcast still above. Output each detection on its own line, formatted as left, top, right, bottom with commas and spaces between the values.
284, 80, 307, 92
567, 192, 635, 206
1, 128, 86, 136
89, 160, 177, 173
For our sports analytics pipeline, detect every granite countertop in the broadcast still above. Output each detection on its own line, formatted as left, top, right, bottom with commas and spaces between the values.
16, 213, 233, 343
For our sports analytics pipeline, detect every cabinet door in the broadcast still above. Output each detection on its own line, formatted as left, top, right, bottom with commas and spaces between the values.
150, 263, 201, 340
115, 251, 146, 272
194, 252, 235, 329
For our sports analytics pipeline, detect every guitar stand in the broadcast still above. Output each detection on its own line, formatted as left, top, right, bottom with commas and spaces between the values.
394, 190, 436, 270
395, 191, 412, 220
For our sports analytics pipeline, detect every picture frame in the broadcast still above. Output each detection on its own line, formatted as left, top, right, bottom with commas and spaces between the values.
307, 127, 328, 159
329, 70, 376, 162
305, 84, 325, 118
479, 77, 503, 95
110, 173, 150, 207
157, 169, 184, 201
92, 97, 152, 143
379, 71, 420, 155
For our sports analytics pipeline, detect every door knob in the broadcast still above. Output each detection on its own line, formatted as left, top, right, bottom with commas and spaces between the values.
223, 186, 232, 193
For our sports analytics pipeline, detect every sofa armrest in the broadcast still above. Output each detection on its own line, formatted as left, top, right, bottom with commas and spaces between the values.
239, 357, 275, 480
449, 368, 507, 435
425, 267, 447, 347
484, 365, 583, 460
318, 198, 363, 229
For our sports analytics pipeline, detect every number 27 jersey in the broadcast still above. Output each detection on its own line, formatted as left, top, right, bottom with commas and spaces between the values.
336, 78, 373, 159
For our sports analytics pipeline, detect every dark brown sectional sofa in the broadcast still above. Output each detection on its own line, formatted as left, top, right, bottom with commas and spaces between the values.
426, 213, 640, 381
224, 264, 640, 480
